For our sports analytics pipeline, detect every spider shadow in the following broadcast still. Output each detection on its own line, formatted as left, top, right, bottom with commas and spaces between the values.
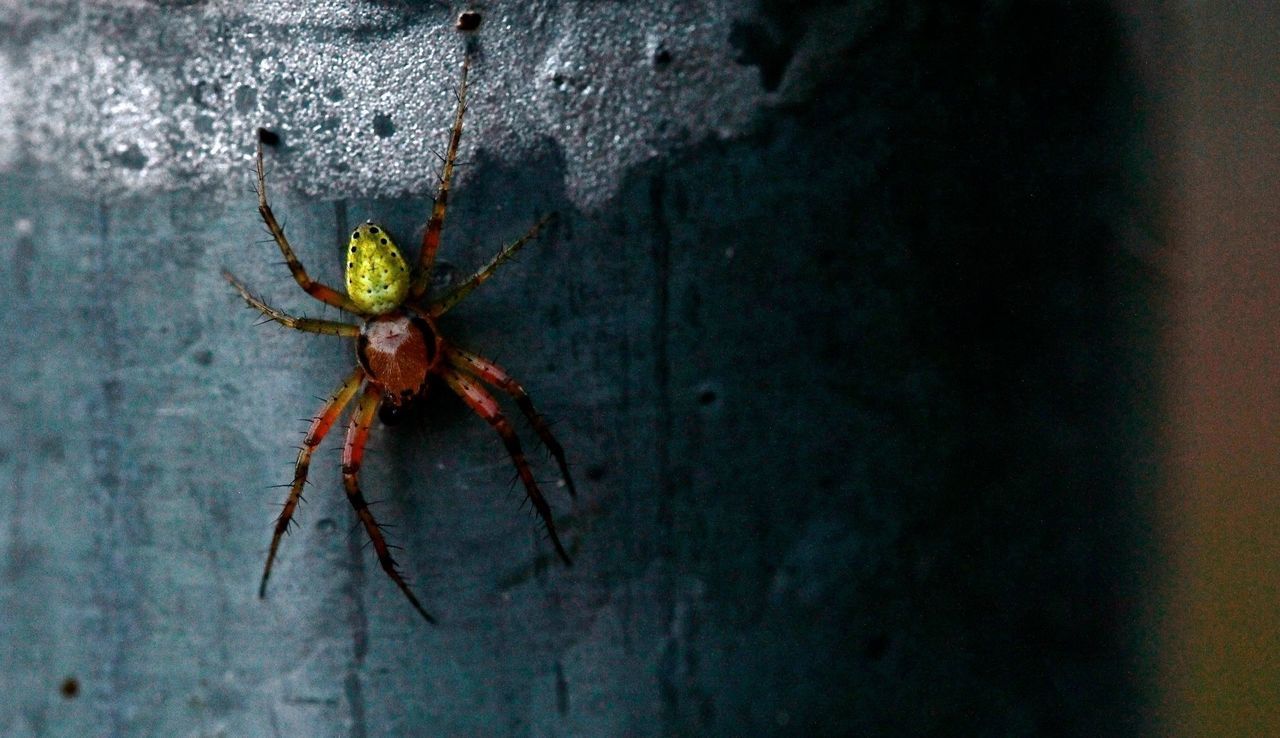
369, 372, 472, 547
370, 366, 582, 593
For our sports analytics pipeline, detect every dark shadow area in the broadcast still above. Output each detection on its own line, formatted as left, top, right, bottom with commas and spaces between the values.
582, 1, 1158, 734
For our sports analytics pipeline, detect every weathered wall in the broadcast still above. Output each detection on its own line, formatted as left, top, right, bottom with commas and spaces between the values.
0, 2, 1156, 736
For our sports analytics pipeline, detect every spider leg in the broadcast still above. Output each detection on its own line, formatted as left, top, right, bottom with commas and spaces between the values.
260, 367, 365, 599
445, 345, 576, 498
343, 384, 437, 624
223, 270, 360, 336
428, 213, 554, 317
254, 140, 366, 315
441, 368, 573, 566
409, 53, 470, 300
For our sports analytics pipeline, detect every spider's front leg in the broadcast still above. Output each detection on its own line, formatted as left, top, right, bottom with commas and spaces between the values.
343, 385, 437, 624
223, 270, 359, 336
441, 368, 573, 566
410, 54, 470, 300
428, 213, 554, 317
254, 140, 366, 315
260, 367, 364, 598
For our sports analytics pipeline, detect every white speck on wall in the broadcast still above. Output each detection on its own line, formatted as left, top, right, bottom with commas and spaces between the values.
0, 52, 17, 173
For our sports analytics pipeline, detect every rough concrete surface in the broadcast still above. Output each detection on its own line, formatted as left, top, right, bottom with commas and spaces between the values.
0, 2, 1157, 736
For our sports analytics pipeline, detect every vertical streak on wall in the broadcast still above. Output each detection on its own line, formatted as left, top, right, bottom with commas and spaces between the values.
648, 170, 679, 733
13, 226, 32, 298
1161, 2, 1280, 734
87, 203, 128, 737
4, 463, 23, 581
344, 524, 370, 738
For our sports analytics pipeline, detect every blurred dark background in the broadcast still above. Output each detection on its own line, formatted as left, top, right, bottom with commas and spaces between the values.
1, 1, 1277, 736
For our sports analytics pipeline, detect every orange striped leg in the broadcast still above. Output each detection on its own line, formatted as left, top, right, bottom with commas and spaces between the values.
260, 367, 365, 598
410, 54, 471, 300
442, 369, 573, 566
445, 345, 576, 497
428, 213, 554, 317
255, 141, 365, 314
343, 385, 436, 624
223, 270, 359, 336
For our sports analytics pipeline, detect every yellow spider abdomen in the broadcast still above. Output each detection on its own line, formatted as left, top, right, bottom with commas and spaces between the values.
346, 221, 410, 314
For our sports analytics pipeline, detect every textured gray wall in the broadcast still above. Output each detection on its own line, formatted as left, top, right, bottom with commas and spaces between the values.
0, 2, 1156, 736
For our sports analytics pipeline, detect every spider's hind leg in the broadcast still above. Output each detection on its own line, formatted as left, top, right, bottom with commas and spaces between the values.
260, 367, 365, 599
441, 367, 573, 566
445, 345, 576, 497
343, 385, 437, 624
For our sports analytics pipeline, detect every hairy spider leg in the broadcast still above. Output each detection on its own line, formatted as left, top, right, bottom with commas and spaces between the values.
255, 141, 366, 315
343, 384, 437, 623
445, 346, 577, 498
428, 213, 555, 318
410, 53, 471, 300
223, 270, 360, 336
260, 367, 365, 598
441, 369, 573, 566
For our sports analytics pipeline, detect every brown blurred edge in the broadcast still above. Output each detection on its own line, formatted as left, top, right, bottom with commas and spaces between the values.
1124, 1, 1280, 734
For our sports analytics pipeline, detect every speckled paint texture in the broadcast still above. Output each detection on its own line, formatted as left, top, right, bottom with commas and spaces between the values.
5, 1, 761, 207
0, 1, 1157, 736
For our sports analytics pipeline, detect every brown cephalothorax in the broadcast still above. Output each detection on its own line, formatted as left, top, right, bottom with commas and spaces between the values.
223, 53, 573, 624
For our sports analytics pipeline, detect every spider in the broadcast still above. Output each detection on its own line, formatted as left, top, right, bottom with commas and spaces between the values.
222, 54, 574, 624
